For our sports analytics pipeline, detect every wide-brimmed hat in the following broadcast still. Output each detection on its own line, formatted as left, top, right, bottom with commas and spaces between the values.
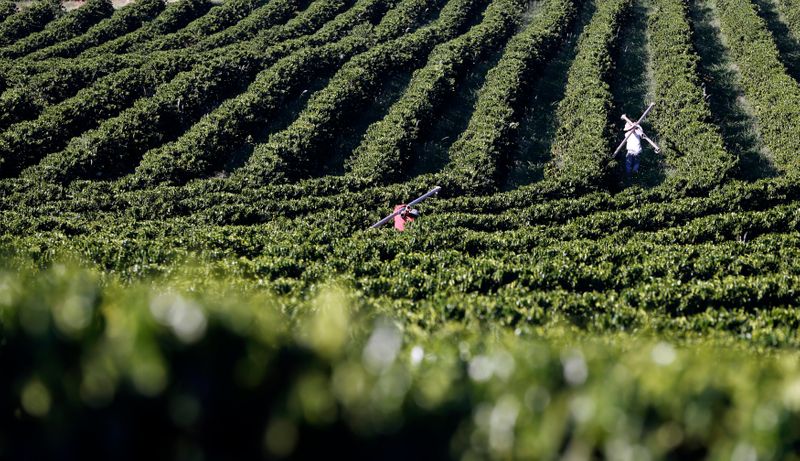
624, 121, 636, 131
407, 208, 420, 218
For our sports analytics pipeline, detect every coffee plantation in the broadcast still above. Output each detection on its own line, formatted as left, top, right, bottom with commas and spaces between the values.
2, 0, 800, 459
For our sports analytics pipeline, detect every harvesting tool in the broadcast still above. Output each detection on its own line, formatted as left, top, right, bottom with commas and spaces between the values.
612, 102, 661, 156
370, 186, 442, 229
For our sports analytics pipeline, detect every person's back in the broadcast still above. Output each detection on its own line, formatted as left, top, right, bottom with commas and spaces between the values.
393, 204, 419, 231
625, 122, 643, 175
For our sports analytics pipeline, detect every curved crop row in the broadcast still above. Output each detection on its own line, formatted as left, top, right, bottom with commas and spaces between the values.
3, 224, 800, 358
347, 207, 798, 263
714, 0, 800, 176
9, 226, 800, 344
192, 0, 309, 51
3, 183, 798, 322
23, 0, 164, 61
1, 170, 794, 254
23, 0, 352, 183
545, 0, 631, 192
0, 53, 152, 131
176, 0, 304, 54
344, 0, 525, 185
186, 177, 800, 234
69, 0, 296, 63
5, 0, 309, 89
0, 0, 290, 130
193, 196, 799, 260
647, 0, 736, 191
0, 0, 113, 60
0, 54, 201, 175
81, 0, 211, 57
326, 232, 800, 301
434, 164, 791, 215
416, 196, 798, 244
127, 0, 436, 186
121, 0, 302, 56
129, 0, 266, 53
0, 0, 62, 47
238, 0, 490, 184
0, 0, 208, 83
440, 0, 578, 194
0, 0, 324, 137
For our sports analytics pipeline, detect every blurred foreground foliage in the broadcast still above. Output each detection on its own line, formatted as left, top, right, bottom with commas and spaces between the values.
2, 258, 800, 460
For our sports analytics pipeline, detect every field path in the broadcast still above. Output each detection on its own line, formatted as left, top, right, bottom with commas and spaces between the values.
608, 0, 665, 190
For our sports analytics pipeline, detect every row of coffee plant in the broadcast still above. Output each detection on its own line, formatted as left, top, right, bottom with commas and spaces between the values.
0, 0, 62, 47
0, 187, 793, 271
1, 178, 796, 261
0, 55, 200, 175
237, 0, 494, 184
0, 0, 213, 129
714, 0, 800, 175
29, 0, 408, 184
4, 0, 282, 82
2, 170, 795, 258
18, 0, 162, 61
546, 0, 631, 192
344, 0, 529, 185
24, 0, 165, 60
0, 52, 172, 131
126, 0, 266, 53
0, 0, 113, 59
81, 0, 211, 56
0, 0, 346, 175
1, 164, 792, 237
127, 0, 441, 186
2, 203, 799, 315
776, 0, 800, 38
5, 0, 275, 81
646, 0, 736, 192
165, 175, 798, 233
191, 0, 313, 51
21, 0, 292, 76
443, 0, 578, 194
0, 0, 323, 130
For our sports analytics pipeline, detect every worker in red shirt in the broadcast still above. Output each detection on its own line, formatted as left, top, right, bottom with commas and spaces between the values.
393, 204, 420, 231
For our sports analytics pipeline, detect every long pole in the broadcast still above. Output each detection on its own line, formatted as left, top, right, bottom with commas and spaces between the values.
612, 102, 655, 157
370, 186, 442, 229
621, 114, 661, 153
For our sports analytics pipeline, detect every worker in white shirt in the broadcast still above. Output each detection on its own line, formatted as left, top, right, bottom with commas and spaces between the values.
624, 120, 644, 175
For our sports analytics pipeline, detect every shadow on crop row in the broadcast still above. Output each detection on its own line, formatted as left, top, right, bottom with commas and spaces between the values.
689, 0, 779, 181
